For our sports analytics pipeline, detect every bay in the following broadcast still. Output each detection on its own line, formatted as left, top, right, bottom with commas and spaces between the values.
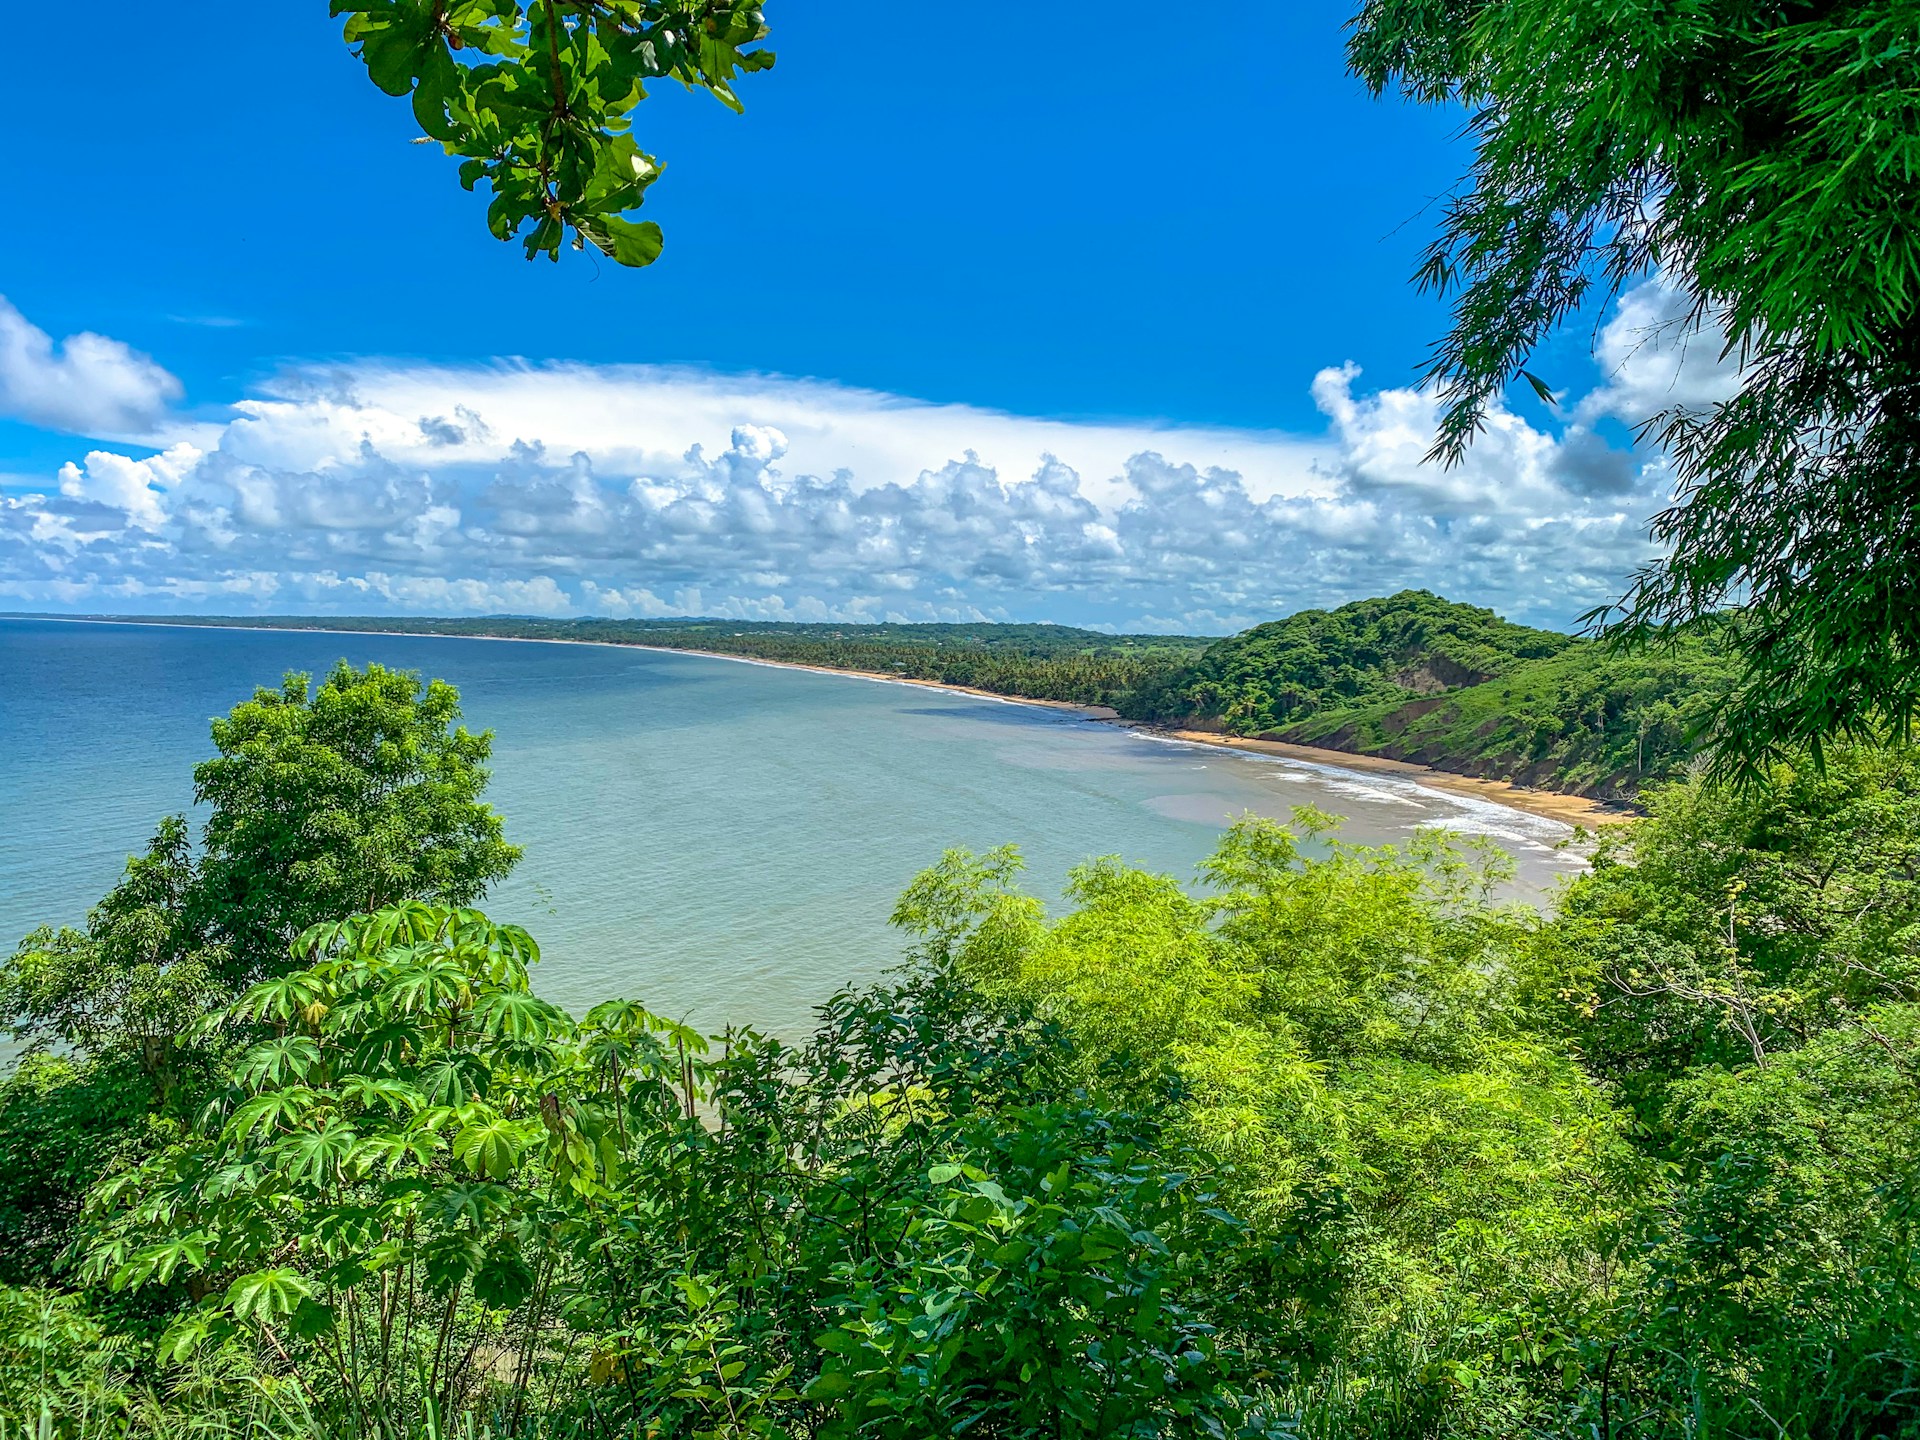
0, 618, 1584, 1036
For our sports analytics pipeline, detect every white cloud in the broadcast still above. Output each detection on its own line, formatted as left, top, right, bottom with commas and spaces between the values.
1, 276, 1736, 632
210, 361, 1338, 514
0, 297, 183, 437
1577, 273, 1746, 427
58, 443, 202, 530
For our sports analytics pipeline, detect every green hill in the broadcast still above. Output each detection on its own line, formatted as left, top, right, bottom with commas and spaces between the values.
1278, 632, 1739, 801
1123, 592, 1738, 801
1126, 590, 1573, 732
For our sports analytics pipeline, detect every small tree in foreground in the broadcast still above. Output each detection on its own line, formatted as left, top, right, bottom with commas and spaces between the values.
0, 662, 520, 1283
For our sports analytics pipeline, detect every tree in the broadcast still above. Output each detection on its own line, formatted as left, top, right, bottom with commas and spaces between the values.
0, 820, 228, 1279
1546, 742, 1920, 1114
1347, 0, 1920, 774
190, 661, 522, 982
0, 663, 519, 1282
81, 905, 590, 1430
894, 816, 1644, 1427
335, 0, 773, 267
2, 818, 219, 1094
1532, 749, 1920, 1434
3, 661, 518, 1048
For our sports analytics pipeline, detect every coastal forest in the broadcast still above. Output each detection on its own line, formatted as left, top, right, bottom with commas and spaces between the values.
11, 0, 1920, 1435
118, 614, 1215, 714
124, 591, 1738, 803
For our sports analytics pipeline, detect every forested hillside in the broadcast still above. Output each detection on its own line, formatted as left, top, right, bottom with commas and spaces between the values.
1281, 631, 1740, 800
1121, 593, 1737, 800
1125, 591, 1571, 730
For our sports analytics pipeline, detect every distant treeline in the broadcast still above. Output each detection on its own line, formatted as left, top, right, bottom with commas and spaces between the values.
69, 598, 1736, 799
68, 614, 1214, 710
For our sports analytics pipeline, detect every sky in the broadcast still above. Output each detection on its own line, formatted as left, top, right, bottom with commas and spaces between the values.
0, 2, 1734, 633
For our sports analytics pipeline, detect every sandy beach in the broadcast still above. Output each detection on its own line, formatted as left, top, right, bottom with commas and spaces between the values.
626, 648, 1627, 828
28, 617, 1628, 829
1139, 729, 1627, 828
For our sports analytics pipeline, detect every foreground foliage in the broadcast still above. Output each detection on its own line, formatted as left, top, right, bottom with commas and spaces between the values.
0, 663, 516, 1282
337, 0, 773, 268
47, 904, 1280, 1438
5, 669, 1919, 1438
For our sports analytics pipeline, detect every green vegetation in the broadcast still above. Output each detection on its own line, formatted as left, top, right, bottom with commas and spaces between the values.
1126, 593, 1736, 799
338, 2, 773, 268
1126, 590, 1570, 732
6, 666, 1919, 1438
0, 662, 516, 1283
1349, 0, 1920, 774
17, 3, 1897, 1429
72, 615, 1216, 711
1281, 632, 1741, 801
12, 0, 1916, 1429
58, 599, 1748, 799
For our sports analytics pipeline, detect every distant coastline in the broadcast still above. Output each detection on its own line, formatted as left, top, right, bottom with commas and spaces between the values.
7, 613, 1624, 828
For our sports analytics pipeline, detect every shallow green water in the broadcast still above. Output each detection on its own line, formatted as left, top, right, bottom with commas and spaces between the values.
0, 618, 1584, 1035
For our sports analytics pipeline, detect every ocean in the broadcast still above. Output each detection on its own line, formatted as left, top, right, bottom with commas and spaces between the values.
0, 618, 1584, 1036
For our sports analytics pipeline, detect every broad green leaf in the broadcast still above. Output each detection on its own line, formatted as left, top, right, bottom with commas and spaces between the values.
471, 1248, 535, 1309
472, 987, 565, 1044
271, 1119, 360, 1187
225, 1268, 314, 1325
452, 1115, 530, 1180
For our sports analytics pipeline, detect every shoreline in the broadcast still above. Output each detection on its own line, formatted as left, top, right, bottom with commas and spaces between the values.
17, 615, 1625, 829
1140, 729, 1626, 828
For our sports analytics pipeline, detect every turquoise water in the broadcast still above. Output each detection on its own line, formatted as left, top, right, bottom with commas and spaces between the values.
0, 618, 1584, 1036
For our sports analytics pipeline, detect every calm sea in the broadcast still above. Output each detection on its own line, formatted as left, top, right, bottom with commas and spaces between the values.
0, 618, 1584, 1036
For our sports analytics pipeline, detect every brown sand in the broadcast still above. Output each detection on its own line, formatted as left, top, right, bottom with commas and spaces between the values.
630, 645, 1124, 720
1142, 728, 1629, 828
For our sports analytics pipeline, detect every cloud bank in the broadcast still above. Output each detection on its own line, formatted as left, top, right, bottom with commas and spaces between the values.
0, 280, 1737, 633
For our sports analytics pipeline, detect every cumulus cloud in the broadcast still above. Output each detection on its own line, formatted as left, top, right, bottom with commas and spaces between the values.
0, 297, 183, 436
0, 277, 1740, 632
209, 361, 1336, 514
1577, 273, 1746, 427
57, 443, 203, 531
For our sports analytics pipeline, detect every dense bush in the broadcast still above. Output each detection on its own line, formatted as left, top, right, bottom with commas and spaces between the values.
5, 672, 1919, 1439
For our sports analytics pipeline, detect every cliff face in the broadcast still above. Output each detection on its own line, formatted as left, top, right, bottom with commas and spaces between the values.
1389, 655, 1497, 695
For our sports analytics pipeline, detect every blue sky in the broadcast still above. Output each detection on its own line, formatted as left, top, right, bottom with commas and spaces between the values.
0, 3, 1729, 630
